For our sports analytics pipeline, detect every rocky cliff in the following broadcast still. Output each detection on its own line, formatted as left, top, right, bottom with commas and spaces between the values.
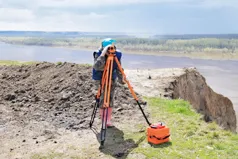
125, 68, 237, 132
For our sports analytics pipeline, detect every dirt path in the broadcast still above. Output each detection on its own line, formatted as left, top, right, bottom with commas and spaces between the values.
0, 113, 146, 159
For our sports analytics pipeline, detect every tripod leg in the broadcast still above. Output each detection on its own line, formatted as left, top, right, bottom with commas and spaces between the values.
89, 100, 99, 128
114, 56, 152, 126
90, 58, 110, 128
100, 108, 108, 148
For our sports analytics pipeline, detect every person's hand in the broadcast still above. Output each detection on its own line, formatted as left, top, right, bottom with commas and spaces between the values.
101, 45, 112, 56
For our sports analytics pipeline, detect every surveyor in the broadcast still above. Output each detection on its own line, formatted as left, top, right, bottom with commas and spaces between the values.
92, 38, 124, 128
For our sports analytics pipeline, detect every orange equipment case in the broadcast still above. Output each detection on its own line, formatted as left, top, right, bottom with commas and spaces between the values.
147, 123, 170, 145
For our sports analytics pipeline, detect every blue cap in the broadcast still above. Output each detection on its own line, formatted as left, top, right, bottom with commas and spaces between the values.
102, 38, 116, 47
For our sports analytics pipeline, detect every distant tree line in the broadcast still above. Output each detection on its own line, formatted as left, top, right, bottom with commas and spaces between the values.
153, 34, 238, 39
0, 37, 237, 54
115, 38, 238, 53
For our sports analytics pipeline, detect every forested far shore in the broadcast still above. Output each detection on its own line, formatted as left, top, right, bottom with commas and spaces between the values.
1, 36, 238, 55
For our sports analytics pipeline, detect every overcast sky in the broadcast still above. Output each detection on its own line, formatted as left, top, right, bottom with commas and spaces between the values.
0, 0, 238, 34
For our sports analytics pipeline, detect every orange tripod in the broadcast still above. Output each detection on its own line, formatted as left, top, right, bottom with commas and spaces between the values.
89, 52, 151, 147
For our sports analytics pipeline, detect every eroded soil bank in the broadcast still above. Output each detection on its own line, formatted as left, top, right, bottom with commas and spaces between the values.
125, 68, 237, 132
0, 62, 236, 158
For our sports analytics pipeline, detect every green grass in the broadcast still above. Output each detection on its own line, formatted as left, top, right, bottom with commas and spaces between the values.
124, 97, 238, 159
27, 97, 238, 159
0, 60, 93, 67
56, 61, 63, 65
0, 60, 37, 66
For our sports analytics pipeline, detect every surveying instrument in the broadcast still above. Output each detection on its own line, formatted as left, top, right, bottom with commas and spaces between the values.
89, 44, 170, 148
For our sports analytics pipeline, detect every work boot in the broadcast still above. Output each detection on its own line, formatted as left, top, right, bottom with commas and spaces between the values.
99, 108, 114, 128
106, 107, 114, 128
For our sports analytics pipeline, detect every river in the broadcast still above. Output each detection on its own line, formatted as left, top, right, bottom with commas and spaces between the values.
1, 42, 238, 121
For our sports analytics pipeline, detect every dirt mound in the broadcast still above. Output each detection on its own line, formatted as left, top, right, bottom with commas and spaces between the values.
0, 62, 146, 131
125, 68, 237, 132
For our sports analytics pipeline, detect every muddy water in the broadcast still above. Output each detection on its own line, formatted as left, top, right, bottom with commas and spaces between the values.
1, 42, 238, 120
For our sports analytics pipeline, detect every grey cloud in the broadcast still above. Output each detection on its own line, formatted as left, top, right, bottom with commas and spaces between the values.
0, 8, 35, 22
0, 0, 237, 32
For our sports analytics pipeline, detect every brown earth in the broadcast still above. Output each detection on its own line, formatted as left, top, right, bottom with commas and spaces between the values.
0, 62, 147, 159
125, 68, 237, 132
0, 62, 147, 131
0, 62, 236, 158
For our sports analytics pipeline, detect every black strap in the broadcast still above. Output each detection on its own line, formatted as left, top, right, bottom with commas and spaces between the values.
93, 51, 97, 58
137, 101, 152, 126
150, 135, 170, 140
93, 50, 101, 58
